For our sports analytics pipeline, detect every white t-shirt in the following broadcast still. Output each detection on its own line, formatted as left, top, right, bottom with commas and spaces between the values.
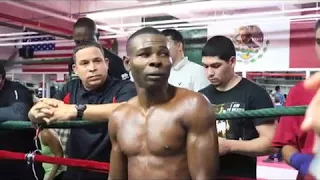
168, 57, 210, 92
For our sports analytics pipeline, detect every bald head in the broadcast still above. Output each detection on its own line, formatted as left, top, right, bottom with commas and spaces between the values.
126, 27, 164, 55
73, 17, 99, 45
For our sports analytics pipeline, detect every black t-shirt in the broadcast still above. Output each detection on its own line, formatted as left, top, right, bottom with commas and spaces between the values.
54, 78, 136, 180
199, 78, 274, 179
0, 80, 44, 180
68, 48, 130, 80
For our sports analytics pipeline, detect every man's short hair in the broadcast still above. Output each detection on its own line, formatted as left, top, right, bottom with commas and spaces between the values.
162, 29, 185, 48
202, 35, 236, 62
0, 63, 5, 79
126, 27, 164, 55
73, 41, 105, 62
74, 17, 96, 30
275, 85, 280, 91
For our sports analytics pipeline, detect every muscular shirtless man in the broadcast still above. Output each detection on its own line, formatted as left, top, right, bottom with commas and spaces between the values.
29, 27, 219, 179
107, 27, 219, 180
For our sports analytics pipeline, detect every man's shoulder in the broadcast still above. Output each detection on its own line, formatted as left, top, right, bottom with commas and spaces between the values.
63, 79, 81, 90
110, 78, 135, 89
177, 87, 210, 106
198, 84, 212, 94
6, 80, 29, 91
290, 81, 312, 93
184, 61, 204, 73
109, 78, 137, 98
240, 78, 267, 92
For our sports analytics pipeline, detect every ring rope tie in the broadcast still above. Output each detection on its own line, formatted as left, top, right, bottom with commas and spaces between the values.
0, 105, 308, 129
0, 150, 110, 173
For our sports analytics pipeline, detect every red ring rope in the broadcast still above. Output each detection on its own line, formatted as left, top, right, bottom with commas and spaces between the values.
0, 150, 109, 173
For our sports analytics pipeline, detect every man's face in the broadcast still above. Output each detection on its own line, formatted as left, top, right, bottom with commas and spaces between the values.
202, 56, 235, 87
73, 27, 97, 45
315, 28, 320, 60
166, 36, 182, 63
73, 46, 108, 90
129, 34, 172, 89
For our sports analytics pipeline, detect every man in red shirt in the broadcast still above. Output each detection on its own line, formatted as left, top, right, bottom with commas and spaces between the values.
272, 20, 320, 180
272, 82, 315, 179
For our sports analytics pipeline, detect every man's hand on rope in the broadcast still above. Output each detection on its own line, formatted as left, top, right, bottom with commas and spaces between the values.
301, 72, 320, 135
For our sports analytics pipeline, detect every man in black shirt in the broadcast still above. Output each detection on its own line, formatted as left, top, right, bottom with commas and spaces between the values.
72, 17, 129, 80
198, 36, 276, 179
28, 41, 136, 180
0, 64, 44, 180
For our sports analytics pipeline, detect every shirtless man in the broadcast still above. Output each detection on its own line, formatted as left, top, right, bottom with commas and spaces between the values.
107, 27, 219, 180
29, 27, 218, 180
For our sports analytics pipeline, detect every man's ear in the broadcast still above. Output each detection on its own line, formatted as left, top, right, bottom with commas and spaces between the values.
229, 56, 236, 68
178, 42, 184, 51
72, 63, 77, 75
105, 58, 109, 66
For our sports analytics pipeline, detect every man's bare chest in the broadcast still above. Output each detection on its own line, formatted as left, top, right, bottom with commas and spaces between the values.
117, 108, 187, 157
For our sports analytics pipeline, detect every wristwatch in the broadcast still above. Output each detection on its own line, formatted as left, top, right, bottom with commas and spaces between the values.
75, 104, 87, 119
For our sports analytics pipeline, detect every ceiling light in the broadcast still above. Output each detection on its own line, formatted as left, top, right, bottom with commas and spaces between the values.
87, 1, 290, 20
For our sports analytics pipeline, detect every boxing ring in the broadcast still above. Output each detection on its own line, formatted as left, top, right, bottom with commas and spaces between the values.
0, 105, 308, 179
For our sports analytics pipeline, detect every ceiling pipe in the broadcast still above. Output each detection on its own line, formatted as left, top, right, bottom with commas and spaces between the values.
0, 22, 71, 39
0, 13, 73, 35
4, 1, 123, 34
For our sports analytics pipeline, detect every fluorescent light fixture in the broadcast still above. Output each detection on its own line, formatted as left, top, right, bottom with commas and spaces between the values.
0, 40, 71, 47
0, 35, 52, 42
87, 1, 290, 20
102, 6, 320, 29
127, 13, 320, 33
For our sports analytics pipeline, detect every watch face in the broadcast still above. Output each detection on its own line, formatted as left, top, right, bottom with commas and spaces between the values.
77, 104, 86, 110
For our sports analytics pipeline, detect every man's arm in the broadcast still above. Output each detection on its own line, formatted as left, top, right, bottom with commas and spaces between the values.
40, 129, 64, 180
225, 85, 276, 156
186, 95, 219, 179
0, 85, 33, 121
226, 123, 276, 156
108, 111, 128, 180
77, 82, 136, 121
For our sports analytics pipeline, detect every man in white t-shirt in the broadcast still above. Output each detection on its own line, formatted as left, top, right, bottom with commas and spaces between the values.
162, 29, 210, 92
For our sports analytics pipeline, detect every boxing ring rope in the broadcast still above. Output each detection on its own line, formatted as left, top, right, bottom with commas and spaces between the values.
0, 150, 109, 173
0, 105, 307, 129
0, 105, 307, 178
